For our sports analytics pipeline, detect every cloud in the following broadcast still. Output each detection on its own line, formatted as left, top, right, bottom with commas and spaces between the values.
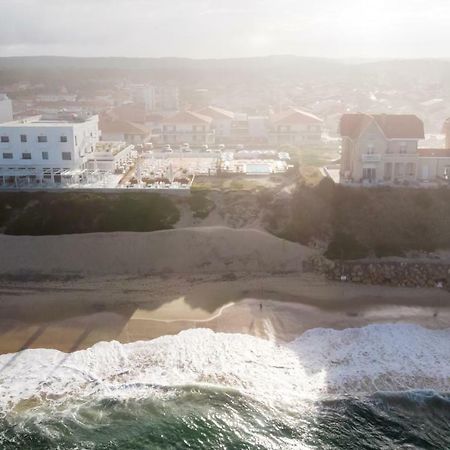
0, 0, 449, 58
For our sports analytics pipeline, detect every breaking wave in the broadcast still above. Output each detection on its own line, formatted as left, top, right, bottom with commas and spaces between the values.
0, 324, 449, 449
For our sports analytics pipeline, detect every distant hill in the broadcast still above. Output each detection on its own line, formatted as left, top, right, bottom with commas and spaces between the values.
1, 55, 450, 87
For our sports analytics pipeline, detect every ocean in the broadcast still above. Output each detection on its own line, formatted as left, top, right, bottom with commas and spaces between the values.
0, 324, 449, 449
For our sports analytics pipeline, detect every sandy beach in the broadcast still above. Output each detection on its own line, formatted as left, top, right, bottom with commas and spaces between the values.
0, 272, 449, 354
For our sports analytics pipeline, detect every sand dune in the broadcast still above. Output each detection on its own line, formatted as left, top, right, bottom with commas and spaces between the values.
0, 227, 313, 276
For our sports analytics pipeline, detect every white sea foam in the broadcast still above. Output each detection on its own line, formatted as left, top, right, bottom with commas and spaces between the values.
0, 324, 449, 414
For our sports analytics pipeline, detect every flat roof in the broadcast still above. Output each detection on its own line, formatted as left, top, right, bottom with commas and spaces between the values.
1, 115, 98, 128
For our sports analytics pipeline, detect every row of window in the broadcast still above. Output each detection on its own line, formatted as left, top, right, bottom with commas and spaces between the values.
162, 126, 207, 132
2, 152, 72, 161
1, 135, 69, 143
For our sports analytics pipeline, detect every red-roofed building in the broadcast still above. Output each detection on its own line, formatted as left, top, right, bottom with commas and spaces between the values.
99, 118, 151, 145
161, 111, 215, 145
339, 113, 425, 184
269, 108, 323, 147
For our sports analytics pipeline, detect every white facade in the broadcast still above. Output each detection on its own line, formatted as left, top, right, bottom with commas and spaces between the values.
133, 85, 179, 113
0, 94, 13, 124
248, 116, 268, 141
87, 141, 135, 172
0, 115, 99, 184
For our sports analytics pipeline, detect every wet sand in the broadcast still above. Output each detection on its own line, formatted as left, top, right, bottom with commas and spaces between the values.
0, 273, 449, 354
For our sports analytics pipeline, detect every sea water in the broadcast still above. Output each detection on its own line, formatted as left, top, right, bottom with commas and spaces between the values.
0, 324, 449, 449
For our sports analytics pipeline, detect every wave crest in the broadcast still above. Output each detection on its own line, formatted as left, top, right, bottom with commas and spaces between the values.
0, 324, 449, 414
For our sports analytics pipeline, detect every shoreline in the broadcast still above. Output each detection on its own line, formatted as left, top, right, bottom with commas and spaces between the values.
0, 273, 449, 354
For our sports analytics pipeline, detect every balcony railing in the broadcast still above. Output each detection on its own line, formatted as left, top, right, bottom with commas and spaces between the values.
361, 154, 381, 162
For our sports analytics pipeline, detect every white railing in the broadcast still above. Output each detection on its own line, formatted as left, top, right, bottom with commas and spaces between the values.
361, 154, 381, 162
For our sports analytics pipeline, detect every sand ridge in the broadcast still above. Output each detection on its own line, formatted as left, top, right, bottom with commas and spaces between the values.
0, 227, 312, 276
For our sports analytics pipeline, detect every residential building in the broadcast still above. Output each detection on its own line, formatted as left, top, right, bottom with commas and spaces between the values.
161, 111, 215, 145
230, 113, 250, 143
0, 94, 13, 123
269, 108, 323, 147
417, 148, 450, 181
99, 119, 151, 145
339, 113, 425, 184
247, 116, 269, 143
133, 85, 179, 113
197, 106, 234, 143
0, 115, 99, 185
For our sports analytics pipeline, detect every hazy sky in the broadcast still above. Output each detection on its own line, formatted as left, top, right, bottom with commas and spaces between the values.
1, 0, 450, 59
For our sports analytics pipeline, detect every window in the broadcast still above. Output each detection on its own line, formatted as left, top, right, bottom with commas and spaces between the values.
1, 136, 9, 143
363, 168, 376, 181
42, 151, 49, 160
2, 153, 13, 159
21, 153, 32, 160
60, 135, 68, 143
74, 136, 78, 145
20, 134, 27, 143
38, 136, 48, 143
366, 144, 375, 154
62, 152, 72, 161
400, 142, 407, 154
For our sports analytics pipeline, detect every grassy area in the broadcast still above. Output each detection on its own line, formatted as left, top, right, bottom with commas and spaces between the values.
187, 192, 216, 219
298, 166, 324, 186
297, 146, 340, 168
268, 179, 450, 259
192, 175, 287, 192
0, 192, 180, 235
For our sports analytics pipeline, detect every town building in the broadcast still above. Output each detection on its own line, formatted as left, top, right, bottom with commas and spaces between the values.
197, 106, 235, 143
417, 148, 450, 182
339, 113, 450, 184
340, 113, 424, 184
99, 118, 151, 145
0, 115, 100, 185
133, 85, 179, 114
161, 111, 215, 146
269, 108, 323, 147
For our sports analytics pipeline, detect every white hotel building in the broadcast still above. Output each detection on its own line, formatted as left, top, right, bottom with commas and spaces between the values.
0, 115, 100, 185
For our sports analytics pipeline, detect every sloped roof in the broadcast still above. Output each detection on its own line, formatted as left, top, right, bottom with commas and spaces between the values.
340, 113, 424, 140
162, 111, 212, 124
272, 108, 322, 125
99, 119, 150, 135
197, 106, 235, 120
109, 103, 147, 123
418, 148, 450, 158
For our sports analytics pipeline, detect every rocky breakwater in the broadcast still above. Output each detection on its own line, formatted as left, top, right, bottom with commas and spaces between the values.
305, 255, 450, 290
329, 261, 450, 289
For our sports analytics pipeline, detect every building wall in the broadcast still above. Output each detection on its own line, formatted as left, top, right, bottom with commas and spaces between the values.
162, 123, 215, 145
212, 118, 233, 141
341, 122, 420, 183
269, 122, 323, 146
0, 116, 99, 176
141, 86, 179, 113
418, 157, 450, 180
